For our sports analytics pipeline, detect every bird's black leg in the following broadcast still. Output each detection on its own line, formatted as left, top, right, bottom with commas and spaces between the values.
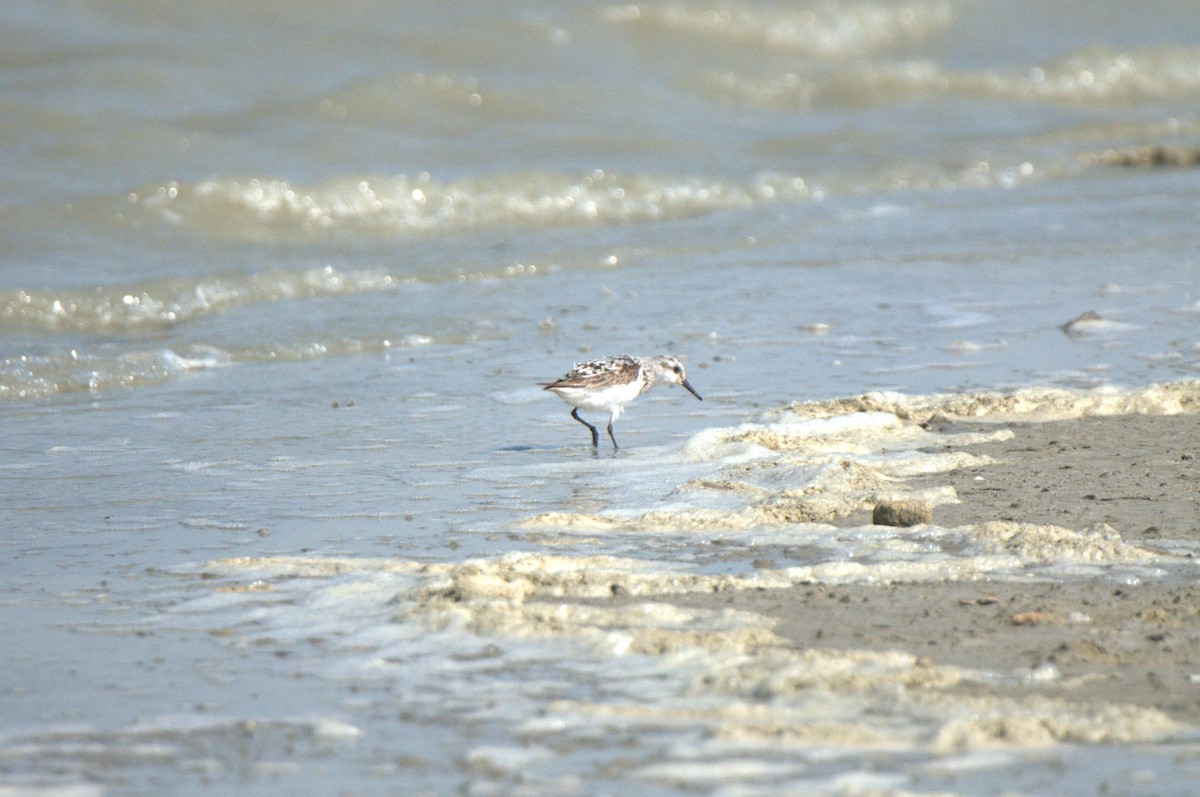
571, 408, 599, 447
607, 420, 619, 450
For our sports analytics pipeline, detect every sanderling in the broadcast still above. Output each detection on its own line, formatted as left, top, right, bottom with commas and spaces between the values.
542, 355, 702, 449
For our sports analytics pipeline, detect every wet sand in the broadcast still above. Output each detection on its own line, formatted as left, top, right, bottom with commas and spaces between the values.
629, 413, 1200, 724
912, 412, 1200, 542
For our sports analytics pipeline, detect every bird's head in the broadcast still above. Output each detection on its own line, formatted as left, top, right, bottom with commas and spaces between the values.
647, 355, 702, 401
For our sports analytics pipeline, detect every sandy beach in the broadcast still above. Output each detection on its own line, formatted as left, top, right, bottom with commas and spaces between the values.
617, 412, 1200, 726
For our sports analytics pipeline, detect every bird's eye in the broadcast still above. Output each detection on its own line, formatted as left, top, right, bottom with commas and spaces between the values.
673, 366, 681, 373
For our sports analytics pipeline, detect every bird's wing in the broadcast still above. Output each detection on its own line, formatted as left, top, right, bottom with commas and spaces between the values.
542, 356, 641, 390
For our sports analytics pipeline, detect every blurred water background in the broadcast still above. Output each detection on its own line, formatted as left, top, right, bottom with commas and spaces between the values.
4, 1, 1200, 794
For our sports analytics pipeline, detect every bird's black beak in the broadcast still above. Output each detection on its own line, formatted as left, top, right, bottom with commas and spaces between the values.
681, 379, 702, 401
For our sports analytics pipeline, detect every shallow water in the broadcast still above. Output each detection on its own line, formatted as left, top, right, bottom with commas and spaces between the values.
4, 1, 1200, 794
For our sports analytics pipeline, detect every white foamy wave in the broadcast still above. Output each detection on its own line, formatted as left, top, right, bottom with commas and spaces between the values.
604, 0, 953, 57
0, 716, 360, 796
521, 409, 996, 539
132, 170, 817, 241
0, 266, 406, 333
165, 550, 1184, 772
0, 347, 230, 401
705, 46, 1200, 108
998, 46, 1200, 104
778, 380, 1200, 423
518, 384, 1197, 579
0, 335, 440, 401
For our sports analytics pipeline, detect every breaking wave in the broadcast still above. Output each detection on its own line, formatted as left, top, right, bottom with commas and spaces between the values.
704, 46, 1200, 108
129, 170, 818, 241
603, 0, 953, 57
0, 266, 408, 333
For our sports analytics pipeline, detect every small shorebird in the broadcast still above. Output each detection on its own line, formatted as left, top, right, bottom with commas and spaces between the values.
542, 355, 702, 449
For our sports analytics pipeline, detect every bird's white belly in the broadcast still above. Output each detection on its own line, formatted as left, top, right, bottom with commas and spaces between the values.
550, 380, 643, 414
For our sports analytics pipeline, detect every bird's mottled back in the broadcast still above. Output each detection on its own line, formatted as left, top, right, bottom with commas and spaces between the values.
542, 355, 643, 390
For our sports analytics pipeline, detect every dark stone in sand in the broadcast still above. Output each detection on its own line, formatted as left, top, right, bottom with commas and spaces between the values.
872, 498, 932, 527
1059, 310, 1103, 337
